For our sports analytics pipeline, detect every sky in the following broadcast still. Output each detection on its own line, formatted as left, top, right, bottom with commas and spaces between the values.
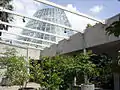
3, 0, 120, 39
50, 0, 120, 20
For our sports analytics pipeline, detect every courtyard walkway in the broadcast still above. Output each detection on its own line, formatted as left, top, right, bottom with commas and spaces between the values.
0, 82, 40, 90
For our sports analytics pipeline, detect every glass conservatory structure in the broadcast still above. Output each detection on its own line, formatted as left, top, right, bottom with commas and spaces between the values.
20, 8, 73, 47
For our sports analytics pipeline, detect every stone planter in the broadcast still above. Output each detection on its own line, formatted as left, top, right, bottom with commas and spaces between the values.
81, 84, 95, 90
18, 87, 37, 90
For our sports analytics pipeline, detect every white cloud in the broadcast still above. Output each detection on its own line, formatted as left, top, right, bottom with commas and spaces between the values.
65, 4, 97, 33
13, 0, 25, 12
90, 5, 103, 14
66, 4, 77, 11
13, 0, 43, 16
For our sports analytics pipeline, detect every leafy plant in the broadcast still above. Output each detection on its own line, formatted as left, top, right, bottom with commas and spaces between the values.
40, 56, 65, 90
105, 21, 120, 37
0, 47, 29, 87
90, 54, 113, 88
29, 60, 45, 85
6, 56, 29, 86
74, 52, 98, 84
86, 23, 92, 28
0, 0, 13, 36
39, 52, 98, 90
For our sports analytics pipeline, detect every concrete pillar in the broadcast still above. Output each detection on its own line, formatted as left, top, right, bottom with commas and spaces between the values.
112, 53, 120, 90
114, 73, 120, 90
108, 51, 120, 90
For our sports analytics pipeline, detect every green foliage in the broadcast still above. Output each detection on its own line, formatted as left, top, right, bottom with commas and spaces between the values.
112, 55, 120, 73
39, 52, 98, 90
0, 47, 113, 89
6, 56, 29, 86
0, 48, 99, 89
90, 54, 113, 88
3, 47, 17, 57
105, 21, 120, 37
86, 23, 92, 28
0, 48, 29, 86
0, 48, 112, 89
74, 52, 98, 84
29, 60, 45, 85
0, 0, 13, 10
0, 0, 13, 32
40, 56, 67, 89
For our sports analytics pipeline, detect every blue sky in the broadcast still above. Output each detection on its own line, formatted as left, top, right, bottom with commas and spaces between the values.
12, 0, 120, 20
50, 0, 120, 19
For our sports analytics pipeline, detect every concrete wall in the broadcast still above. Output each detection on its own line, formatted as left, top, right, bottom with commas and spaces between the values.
0, 42, 40, 59
84, 24, 119, 49
41, 13, 120, 56
41, 33, 83, 56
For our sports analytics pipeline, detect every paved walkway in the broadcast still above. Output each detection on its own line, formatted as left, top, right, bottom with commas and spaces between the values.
0, 86, 19, 90
0, 82, 40, 90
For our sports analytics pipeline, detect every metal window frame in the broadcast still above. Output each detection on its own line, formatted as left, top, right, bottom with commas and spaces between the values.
0, 21, 58, 44
0, 36, 49, 48
0, 40, 43, 50
0, 19, 69, 39
0, 30, 57, 45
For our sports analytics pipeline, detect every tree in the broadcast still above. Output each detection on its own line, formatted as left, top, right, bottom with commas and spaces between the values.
86, 23, 92, 28
6, 56, 29, 87
90, 54, 113, 88
0, 0, 13, 36
40, 56, 66, 90
39, 52, 98, 90
0, 48, 29, 87
29, 60, 45, 85
105, 21, 120, 37
74, 52, 98, 84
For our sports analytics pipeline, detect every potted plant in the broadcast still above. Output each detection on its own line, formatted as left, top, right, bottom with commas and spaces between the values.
74, 52, 99, 90
0, 48, 36, 90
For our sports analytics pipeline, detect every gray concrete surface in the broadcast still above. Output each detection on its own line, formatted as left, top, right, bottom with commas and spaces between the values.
0, 82, 40, 90
0, 42, 40, 59
41, 13, 120, 57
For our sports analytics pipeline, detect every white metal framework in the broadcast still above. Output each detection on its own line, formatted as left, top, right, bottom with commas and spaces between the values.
0, 35, 49, 48
0, 40, 44, 50
20, 8, 73, 45
0, 7, 81, 32
0, 21, 58, 44
34, 0, 103, 23
0, 0, 103, 50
